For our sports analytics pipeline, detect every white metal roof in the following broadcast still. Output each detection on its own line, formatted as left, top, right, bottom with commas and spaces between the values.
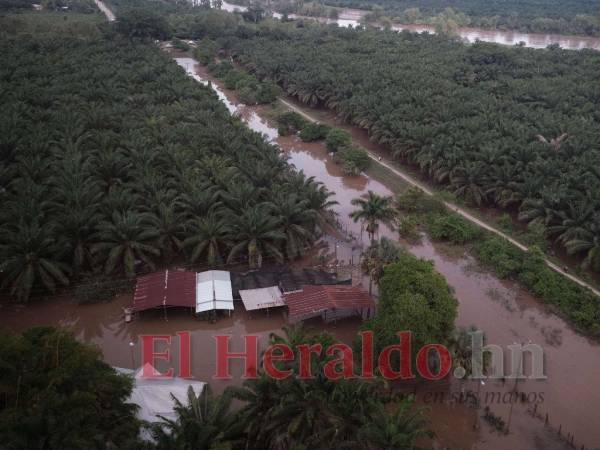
115, 364, 206, 440
239, 286, 285, 311
196, 270, 234, 313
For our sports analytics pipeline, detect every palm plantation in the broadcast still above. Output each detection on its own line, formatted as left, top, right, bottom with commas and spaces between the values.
0, 19, 336, 301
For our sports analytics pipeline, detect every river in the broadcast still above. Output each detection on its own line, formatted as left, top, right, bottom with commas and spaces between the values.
221, 1, 600, 51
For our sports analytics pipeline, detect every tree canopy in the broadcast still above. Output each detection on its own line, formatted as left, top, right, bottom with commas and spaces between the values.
0, 11, 334, 301
224, 23, 600, 272
0, 327, 140, 449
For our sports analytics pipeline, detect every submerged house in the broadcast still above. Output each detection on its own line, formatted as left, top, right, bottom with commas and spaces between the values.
131, 269, 233, 318
283, 285, 375, 324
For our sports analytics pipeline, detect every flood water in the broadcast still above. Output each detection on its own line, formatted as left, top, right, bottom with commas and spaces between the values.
171, 56, 600, 449
3, 51, 599, 449
221, 1, 600, 51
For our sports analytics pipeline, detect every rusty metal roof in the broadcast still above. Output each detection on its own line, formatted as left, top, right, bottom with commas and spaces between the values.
283, 285, 374, 322
133, 270, 197, 312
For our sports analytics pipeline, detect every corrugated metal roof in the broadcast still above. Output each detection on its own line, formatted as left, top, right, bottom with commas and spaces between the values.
133, 270, 196, 312
196, 270, 234, 313
239, 286, 284, 311
283, 285, 374, 322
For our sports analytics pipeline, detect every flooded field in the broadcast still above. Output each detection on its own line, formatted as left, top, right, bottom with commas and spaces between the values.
4, 52, 600, 449
222, 1, 600, 51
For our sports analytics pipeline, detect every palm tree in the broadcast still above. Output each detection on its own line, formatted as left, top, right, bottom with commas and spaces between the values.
450, 162, 489, 206
361, 237, 403, 294
227, 206, 285, 269
146, 203, 186, 262
151, 385, 240, 450
92, 211, 160, 278
357, 398, 432, 450
0, 221, 70, 302
184, 213, 231, 266
350, 191, 396, 244
565, 221, 600, 270
265, 193, 316, 260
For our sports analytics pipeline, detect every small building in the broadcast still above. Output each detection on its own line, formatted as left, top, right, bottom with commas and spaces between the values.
132, 269, 197, 315
132, 269, 234, 319
195, 270, 234, 315
231, 268, 347, 297
283, 285, 375, 324
115, 364, 205, 441
239, 286, 285, 313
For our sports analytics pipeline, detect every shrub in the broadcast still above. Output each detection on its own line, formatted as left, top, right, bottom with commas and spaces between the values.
336, 145, 371, 175
397, 215, 420, 240
325, 127, 352, 152
172, 37, 190, 51
299, 122, 331, 141
256, 80, 279, 104
73, 274, 132, 304
473, 237, 600, 338
194, 37, 218, 64
210, 60, 233, 78
276, 111, 308, 136
426, 213, 481, 244
395, 187, 445, 214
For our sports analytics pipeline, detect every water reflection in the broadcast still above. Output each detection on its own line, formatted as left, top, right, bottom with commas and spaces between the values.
221, 1, 600, 50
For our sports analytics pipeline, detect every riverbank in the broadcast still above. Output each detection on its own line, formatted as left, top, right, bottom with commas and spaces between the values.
170, 49, 598, 449
46, 2, 600, 447
222, 1, 600, 49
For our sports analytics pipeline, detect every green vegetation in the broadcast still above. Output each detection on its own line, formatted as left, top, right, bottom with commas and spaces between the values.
0, 327, 140, 448
425, 213, 481, 245
394, 187, 600, 338
320, 0, 600, 37
299, 122, 331, 141
361, 250, 458, 371
227, 24, 600, 272
223, 326, 432, 449
0, 0, 96, 13
0, 12, 334, 302
336, 145, 371, 175
350, 191, 397, 244
325, 127, 352, 152
1, 325, 433, 450
114, 6, 171, 38
206, 60, 280, 104
275, 111, 308, 136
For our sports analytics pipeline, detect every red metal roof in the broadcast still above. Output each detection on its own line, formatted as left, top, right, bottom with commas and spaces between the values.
283, 285, 374, 322
133, 270, 196, 312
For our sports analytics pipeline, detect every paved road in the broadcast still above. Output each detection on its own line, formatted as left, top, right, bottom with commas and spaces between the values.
279, 99, 600, 298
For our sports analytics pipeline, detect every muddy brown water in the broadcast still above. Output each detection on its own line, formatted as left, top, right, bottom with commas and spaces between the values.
220, 0, 600, 51
2, 54, 600, 450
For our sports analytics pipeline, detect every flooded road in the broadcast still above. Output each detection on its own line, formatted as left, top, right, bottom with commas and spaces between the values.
222, 1, 600, 51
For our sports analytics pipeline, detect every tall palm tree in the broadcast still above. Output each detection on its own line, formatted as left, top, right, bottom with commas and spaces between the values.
146, 203, 186, 262
151, 385, 240, 450
227, 206, 285, 269
265, 193, 316, 260
357, 398, 432, 450
184, 213, 231, 266
361, 237, 403, 294
92, 211, 159, 278
450, 162, 489, 206
350, 191, 396, 244
565, 221, 600, 270
0, 221, 70, 302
